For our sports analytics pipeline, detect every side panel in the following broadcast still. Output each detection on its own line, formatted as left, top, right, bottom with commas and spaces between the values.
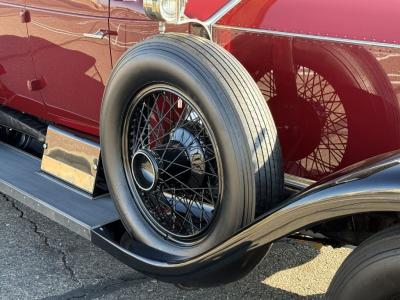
214, 27, 400, 180
26, 0, 111, 136
217, 0, 400, 44
0, 0, 46, 118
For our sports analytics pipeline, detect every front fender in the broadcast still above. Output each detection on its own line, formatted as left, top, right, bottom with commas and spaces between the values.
93, 151, 400, 287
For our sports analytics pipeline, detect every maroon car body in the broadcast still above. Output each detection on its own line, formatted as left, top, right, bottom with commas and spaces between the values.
1, 0, 400, 181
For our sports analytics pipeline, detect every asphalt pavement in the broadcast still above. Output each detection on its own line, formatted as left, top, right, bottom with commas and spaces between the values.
0, 194, 351, 299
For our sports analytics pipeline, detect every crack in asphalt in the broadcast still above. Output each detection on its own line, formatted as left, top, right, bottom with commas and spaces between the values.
4, 195, 83, 287
2, 195, 150, 299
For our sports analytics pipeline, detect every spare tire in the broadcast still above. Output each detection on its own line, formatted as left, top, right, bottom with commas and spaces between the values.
100, 33, 283, 258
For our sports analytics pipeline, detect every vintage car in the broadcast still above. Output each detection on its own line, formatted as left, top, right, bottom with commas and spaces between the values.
1, 0, 400, 298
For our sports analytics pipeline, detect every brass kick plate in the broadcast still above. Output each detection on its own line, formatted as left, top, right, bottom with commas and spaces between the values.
41, 126, 100, 194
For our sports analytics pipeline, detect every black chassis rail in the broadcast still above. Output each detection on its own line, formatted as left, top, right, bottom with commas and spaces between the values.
1, 141, 400, 287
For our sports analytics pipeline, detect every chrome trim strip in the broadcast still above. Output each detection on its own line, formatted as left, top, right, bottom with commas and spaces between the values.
205, 0, 241, 26
213, 24, 400, 49
182, 0, 240, 41
0, 1, 24, 9
284, 174, 315, 190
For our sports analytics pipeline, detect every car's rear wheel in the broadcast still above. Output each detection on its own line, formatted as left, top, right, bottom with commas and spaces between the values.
101, 33, 283, 257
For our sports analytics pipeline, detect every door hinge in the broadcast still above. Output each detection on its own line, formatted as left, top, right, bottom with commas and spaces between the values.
20, 10, 31, 23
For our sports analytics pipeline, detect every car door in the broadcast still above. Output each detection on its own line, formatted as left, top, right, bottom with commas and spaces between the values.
0, 0, 46, 118
25, 0, 111, 136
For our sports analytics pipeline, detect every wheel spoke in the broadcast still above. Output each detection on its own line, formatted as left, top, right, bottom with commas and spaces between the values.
123, 87, 220, 241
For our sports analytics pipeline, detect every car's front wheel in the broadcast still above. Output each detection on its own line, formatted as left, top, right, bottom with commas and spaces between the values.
328, 226, 400, 300
100, 33, 282, 258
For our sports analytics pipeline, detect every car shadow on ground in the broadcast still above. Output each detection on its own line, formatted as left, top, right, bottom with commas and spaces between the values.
50, 239, 325, 299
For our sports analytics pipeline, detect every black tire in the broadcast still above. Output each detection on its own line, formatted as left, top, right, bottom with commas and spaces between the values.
100, 33, 282, 258
327, 226, 400, 300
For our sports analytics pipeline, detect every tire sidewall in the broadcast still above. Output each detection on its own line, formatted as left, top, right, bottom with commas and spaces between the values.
328, 227, 400, 300
330, 254, 400, 300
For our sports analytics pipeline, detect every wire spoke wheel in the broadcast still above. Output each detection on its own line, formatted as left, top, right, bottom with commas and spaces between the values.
102, 33, 282, 259
122, 84, 221, 243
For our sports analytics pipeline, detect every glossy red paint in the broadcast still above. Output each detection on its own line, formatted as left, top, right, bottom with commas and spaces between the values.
0, 1, 47, 119
109, 0, 229, 21
2, 0, 400, 182
26, 0, 108, 17
218, 0, 400, 44
109, 0, 146, 20
214, 27, 400, 179
109, 0, 159, 67
185, 0, 229, 21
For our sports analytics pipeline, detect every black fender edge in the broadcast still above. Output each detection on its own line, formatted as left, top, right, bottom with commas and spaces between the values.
91, 151, 400, 287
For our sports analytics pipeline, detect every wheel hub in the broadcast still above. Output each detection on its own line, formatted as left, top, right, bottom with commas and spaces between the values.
131, 149, 159, 191
167, 127, 206, 188
131, 126, 207, 191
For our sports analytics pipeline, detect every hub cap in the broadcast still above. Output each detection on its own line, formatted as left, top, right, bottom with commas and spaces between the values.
131, 149, 159, 191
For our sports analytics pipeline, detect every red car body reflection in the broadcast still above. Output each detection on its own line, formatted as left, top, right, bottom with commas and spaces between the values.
1, 0, 400, 181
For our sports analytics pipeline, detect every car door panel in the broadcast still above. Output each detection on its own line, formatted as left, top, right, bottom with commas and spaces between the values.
26, 0, 111, 136
26, 0, 108, 17
0, 0, 46, 118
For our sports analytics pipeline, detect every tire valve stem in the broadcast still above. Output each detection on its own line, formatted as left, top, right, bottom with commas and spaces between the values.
178, 98, 183, 109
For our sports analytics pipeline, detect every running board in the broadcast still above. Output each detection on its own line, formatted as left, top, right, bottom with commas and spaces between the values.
0, 142, 118, 239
